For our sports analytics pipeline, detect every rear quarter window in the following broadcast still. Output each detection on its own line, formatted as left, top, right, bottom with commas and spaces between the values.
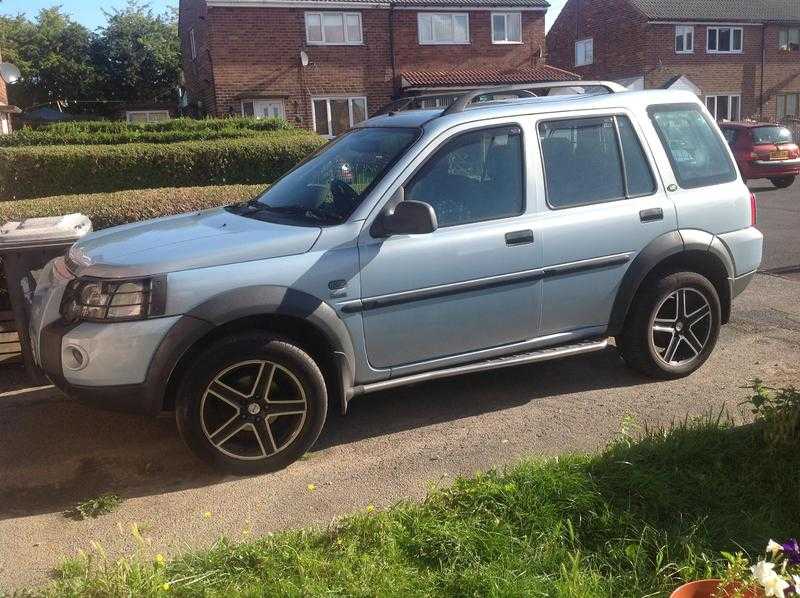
648, 104, 737, 189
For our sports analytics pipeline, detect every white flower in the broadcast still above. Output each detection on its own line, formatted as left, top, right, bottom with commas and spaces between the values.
752, 561, 790, 598
752, 560, 777, 584
793, 574, 800, 589
762, 573, 790, 598
766, 539, 784, 557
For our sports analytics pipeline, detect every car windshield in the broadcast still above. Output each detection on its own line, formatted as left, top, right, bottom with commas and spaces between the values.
751, 126, 794, 145
232, 127, 420, 225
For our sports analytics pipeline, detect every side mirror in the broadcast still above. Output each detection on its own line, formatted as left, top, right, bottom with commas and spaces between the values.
382, 199, 438, 236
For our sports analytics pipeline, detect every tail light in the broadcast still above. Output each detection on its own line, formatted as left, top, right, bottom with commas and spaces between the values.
750, 192, 757, 226
749, 151, 760, 161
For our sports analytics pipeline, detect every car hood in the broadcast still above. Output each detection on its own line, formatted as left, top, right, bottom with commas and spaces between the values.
68, 208, 322, 278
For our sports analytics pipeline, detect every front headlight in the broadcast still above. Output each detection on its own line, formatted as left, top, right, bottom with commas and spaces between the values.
60, 276, 166, 323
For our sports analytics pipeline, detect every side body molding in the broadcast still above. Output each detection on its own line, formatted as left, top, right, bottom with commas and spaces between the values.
607, 230, 735, 336
186, 285, 357, 407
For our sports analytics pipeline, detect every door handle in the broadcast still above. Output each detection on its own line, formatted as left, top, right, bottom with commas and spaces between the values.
505, 229, 534, 246
639, 208, 664, 223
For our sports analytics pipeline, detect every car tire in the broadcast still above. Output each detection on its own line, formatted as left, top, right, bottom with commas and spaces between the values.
175, 332, 327, 475
616, 271, 721, 380
770, 175, 795, 189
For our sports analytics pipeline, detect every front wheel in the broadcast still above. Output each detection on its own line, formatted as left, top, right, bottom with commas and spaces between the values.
770, 175, 795, 189
175, 333, 327, 475
616, 271, 721, 379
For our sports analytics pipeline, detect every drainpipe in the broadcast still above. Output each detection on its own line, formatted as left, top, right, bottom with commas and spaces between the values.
760, 24, 766, 120
389, 5, 398, 99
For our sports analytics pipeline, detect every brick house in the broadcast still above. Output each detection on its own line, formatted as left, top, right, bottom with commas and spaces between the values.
178, 0, 577, 136
0, 50, 21, 135
546, 0, 800, 123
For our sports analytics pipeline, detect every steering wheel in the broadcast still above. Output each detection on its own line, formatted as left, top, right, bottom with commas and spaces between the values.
330, 179, 359, 211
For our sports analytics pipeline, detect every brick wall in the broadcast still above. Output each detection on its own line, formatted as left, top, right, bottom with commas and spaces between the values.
644, 24, 764, 118
546, 0, 648, 81
205, 6, 394, 128
546, 0, 800, 123
761, 24, 800, 121
179, 0, 218, 115
393, 9, 548, 79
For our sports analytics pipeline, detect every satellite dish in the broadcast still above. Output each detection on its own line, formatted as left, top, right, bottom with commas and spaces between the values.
300, 51, 310, 67
0, 63, 21, 85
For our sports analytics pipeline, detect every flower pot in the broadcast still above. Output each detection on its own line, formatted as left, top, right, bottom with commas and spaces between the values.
670, 579, 760, 598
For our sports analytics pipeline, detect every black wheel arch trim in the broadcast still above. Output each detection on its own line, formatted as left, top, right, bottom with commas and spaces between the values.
608, 230, 735, 336
185, 285, 357, 410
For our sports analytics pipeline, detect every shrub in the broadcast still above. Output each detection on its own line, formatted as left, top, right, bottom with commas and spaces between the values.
0, 117, 294, 147
0, 184, 266, 230
0, 132, 325, 201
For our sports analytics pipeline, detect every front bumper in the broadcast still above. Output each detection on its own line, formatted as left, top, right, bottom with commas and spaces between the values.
39, 315, 214, 415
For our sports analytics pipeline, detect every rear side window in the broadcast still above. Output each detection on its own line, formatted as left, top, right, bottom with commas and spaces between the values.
648, 104, 737, 189
538, 115, 655, 209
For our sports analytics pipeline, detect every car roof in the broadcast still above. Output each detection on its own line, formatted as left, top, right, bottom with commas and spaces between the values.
719, 121, 783, 129
358, 89, 704, 134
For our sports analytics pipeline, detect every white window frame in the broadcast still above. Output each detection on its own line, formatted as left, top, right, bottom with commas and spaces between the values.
705, 94, 741, 121
241, 99, 286, 119
189, 28, 197, 60
706, 26, 743, 54
125, 110, 171, 123
417, 12, 470, 45
778, 27, 800, 51
305, 12, 362, 45
575, 38, 593, 66
491, 12, 522, 44
675, 25, 694, 53
311, 96, 368, 138
777, 93, 799, 120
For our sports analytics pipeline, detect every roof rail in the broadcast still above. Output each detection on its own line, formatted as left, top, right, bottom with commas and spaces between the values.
375, 91, 465, 116
442, 80, 626, 116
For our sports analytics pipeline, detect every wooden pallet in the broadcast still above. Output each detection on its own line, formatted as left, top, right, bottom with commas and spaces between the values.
0, 310, 21, 363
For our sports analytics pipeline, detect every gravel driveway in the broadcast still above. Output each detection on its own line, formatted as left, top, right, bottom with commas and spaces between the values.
0, 183, 798, 591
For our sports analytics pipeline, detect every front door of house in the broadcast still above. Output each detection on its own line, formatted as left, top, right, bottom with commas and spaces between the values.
254, 100, 285, 119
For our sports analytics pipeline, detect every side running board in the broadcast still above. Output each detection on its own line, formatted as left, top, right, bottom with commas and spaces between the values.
352, 339, 609, 396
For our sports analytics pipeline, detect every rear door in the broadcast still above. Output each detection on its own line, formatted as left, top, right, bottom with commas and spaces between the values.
533, 110, 677, 336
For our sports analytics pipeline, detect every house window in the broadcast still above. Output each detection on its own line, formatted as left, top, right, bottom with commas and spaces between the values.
418, 13, 469, 45
242, 100, 285, 119
189, 28, 197, 60
125, 110, 170, 123
575, 38, 593, 66
705, 94, 741, 121
777, 94, 799, 120
312, 97, 367, 137
492, 12, 522, 44
305, 12, 362, 45
779, 28, 800, 51
675, 25, 694, 53
707, 26, 743, 53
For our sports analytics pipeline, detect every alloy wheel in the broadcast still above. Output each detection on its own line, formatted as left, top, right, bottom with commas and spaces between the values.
200, 360, 308, 461
650, 287, 712, 366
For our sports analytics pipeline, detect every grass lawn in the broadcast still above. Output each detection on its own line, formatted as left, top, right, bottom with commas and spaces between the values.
36, 408, 799, 597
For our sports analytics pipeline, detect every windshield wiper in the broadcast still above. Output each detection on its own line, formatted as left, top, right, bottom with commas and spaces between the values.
259, 204, 345, 224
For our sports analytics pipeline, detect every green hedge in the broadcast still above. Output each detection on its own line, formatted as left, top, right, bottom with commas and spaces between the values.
0, 184, 267, 230
0, 132, 326, 201
0, 118, 294, 147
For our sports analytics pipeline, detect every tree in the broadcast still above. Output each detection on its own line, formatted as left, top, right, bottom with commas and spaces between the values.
92, 1, 180, 105
0, 7, 99, 110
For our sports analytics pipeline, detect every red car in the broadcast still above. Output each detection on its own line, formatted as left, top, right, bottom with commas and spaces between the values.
720, 122, 800, 188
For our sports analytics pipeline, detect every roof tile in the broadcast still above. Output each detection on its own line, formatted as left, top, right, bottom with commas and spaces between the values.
627, 0, 800, 22
401, 65, 579, 87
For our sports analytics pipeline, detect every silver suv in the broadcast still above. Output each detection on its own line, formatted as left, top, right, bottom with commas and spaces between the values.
30, 85, 763, 474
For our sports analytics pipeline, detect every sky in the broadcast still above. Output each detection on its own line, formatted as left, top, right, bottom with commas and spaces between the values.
1, 0, 567, 31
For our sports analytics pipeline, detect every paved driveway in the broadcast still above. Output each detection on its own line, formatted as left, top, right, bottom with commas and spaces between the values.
0, 183, 798, 591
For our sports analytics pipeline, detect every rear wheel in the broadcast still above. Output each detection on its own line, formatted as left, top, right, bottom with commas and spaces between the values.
770, 175, 795, 189
176, 332, 327, 475
616, 271, 721, 379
